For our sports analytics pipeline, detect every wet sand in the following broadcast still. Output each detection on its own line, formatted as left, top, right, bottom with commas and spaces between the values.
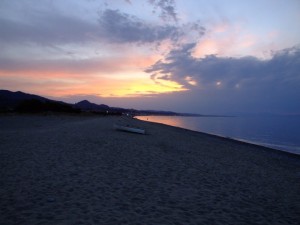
0, 115, 299, 224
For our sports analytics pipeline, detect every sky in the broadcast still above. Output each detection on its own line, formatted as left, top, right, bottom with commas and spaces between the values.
0, 0, 299, 114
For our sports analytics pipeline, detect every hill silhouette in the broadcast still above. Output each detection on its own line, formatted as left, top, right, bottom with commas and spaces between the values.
0, 90, 78, 113
0, 90, 202, 116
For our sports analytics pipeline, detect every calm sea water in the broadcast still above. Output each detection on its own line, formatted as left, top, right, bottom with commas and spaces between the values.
137, 115, 300, 155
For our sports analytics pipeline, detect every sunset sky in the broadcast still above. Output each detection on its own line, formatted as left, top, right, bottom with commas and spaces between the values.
1, 0, 299, 114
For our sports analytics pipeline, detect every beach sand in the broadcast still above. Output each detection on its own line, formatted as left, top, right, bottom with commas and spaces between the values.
0, 115, 299, 225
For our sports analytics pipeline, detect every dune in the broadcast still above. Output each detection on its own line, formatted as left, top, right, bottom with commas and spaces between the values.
0, 114, 299, 224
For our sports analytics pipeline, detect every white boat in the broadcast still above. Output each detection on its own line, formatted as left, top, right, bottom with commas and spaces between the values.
113, 124, 146, 134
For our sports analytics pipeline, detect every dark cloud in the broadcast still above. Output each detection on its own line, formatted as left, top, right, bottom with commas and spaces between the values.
145, 44, 300, 113
0, 3, 182, 46
97, 9, 180, 43
146, 44, 300, 89
148, 0, 177, 22
0, 11, 100, 46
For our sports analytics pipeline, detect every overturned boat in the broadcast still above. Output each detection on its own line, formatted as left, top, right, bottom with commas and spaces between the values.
113, 123, 146, 134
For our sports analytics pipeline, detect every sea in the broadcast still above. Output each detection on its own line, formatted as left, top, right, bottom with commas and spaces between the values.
137, 115, 300, 155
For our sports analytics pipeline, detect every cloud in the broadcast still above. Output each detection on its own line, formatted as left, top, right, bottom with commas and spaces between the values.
0, 53, 155, 76
145, 44, 300, 113
97, 9, 180, 43
146, 44, 300, 89
148, 0, 177, 22
0, 2, 182, 47
0, 8, 100, 46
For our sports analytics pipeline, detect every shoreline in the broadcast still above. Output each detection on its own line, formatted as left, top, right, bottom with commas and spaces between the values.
136, 115, 300, 156
137, 117, 300, 160
1, 114, 299, 224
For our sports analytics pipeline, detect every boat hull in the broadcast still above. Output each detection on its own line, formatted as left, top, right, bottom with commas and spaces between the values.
113, 124, 146, 134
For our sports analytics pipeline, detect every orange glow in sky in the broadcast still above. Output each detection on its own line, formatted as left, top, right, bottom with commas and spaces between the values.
0, 69, 186, 98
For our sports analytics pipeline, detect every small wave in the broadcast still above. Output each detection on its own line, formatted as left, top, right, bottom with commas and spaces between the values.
233, 138, 300, 155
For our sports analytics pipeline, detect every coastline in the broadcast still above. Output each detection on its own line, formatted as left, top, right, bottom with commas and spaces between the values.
137, 115, 300, 156
1, 114, 299, 224
138, 117, 300, 159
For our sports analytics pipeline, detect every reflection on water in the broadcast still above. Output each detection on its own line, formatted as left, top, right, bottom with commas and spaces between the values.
137, 115, 300, 155
138, 116, 188, 129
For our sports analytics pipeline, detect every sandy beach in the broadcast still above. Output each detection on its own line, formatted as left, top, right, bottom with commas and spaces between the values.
0, 114, 299, 225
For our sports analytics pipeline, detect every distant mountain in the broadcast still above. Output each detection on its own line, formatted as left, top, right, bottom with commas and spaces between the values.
0, 90, 77, 113
0, 89, 203, 116
74, 100, 109, 112
0, 90, 49, 110
73, 100, 184, 115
